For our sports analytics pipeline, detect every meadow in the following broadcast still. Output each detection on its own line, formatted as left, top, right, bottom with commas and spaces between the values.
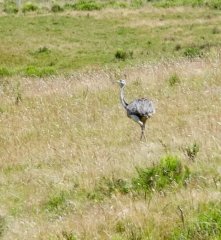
0, 1, 221, 239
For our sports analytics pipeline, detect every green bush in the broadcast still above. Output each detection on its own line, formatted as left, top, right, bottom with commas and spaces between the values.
51, 4, 64, 13
3, 0, 18, 14
132, 155, 190, 193
170, 202, 221, 240
22, 2, 38, 13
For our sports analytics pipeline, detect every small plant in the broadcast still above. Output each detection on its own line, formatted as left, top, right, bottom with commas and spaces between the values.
61, 230, 78, 240
14, 81, 22, 105
34, 46, 50, 55
115, 49, 133, 61
51, 4, 64, 13
0, 67, 11, 77
183, 47, 203, 58
132, 155, 190, 193
185, 142, 199, 161
174, 43, 182, 51
212, 26, 220, 34
168, 73, 180, 86
44, 191, 67, 213
22, 2, 38, 13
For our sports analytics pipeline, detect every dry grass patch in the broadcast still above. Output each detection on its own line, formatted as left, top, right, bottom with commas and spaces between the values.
0, 56, 221, 239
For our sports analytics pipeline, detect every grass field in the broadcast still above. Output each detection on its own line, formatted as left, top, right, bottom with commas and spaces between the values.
0, 1, 221, 239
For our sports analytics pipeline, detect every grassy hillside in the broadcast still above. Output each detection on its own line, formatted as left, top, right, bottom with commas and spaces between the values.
1, 4, 221, 76
0, 2, 221, 240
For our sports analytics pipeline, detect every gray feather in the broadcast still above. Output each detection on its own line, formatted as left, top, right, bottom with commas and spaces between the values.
126, 98, 155, 118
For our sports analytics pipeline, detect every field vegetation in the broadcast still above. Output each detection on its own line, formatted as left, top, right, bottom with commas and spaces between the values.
0, 0, 220, 239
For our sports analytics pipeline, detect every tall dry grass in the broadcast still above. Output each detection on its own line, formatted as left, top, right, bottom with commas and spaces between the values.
0, 56, 220, 239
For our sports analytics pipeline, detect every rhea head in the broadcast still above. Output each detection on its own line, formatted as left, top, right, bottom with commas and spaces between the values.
117, 79, 126, 88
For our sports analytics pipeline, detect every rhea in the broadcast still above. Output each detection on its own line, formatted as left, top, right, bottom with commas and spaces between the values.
117, 79, 155, 140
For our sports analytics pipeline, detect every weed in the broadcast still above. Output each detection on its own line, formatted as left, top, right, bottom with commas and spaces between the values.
34, 46, 51, 55
185, 142, 200, 162
132, 155, 190, 193
22, 2, 38, 13
14, 81, 22, 105
61, 230, 78, 240
183, 47, 203, 58
0, 67, 11, 77
44, 191, 67, 213
168, 73, 180, 86
170, 202, 221, 239
0, 216, 6, 237
212, 26, 220, 34
115, 49, 133, 61
51, 4, 64, 13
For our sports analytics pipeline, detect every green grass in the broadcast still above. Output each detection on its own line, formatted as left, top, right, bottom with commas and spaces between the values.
0, 6, 221, 76
170, 202, 221, 240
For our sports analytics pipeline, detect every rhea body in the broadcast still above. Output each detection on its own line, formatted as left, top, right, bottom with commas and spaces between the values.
118, 79, 155, 140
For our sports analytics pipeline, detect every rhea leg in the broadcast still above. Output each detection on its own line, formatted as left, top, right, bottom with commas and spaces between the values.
140, 123, 147, 141
129, 115, 146, 141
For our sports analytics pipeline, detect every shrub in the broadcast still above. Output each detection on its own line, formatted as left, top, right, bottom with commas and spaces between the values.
44, 191, 67, 213
168, 73, 180, 86
183, 47, 203, 58
132, 155, 190, 193
22, 2, 38, 13
51, 4, 64, 13
115, 49, 133, 61
3, 0, 18, 14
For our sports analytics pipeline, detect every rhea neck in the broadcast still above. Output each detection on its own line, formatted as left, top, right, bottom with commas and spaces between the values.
120, 85, 128, 109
